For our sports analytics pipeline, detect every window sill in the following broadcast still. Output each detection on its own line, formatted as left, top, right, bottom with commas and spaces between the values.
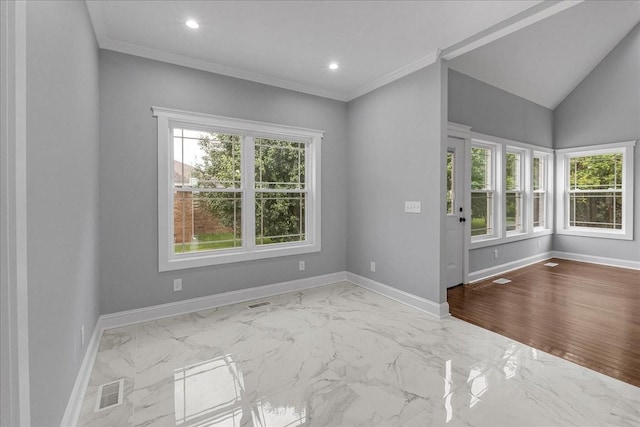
160, 241, 321, 272
470, 229, 552, 250
556, 228, 632, 241
470, 236, 501, 249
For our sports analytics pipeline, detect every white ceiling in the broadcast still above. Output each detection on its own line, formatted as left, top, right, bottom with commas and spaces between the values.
85, 1, 639, 106
449, 0, 640, 109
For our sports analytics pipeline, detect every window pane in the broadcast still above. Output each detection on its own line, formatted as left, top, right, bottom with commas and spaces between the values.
173, 129, 241, 189
471, 147, 491, 190
506, 192, 523, 232
568, 153, 623, 230
506, 152, 521, 191
471, 192, 493, 236
447, 151, 454, 214
570, 192, 622, 229
255, 138, 305, 190
569, 154, 622, 191
533, 192, 545, 228
533, 156, 543, 191
174, 191, 242, 253
255, 192, 305, 245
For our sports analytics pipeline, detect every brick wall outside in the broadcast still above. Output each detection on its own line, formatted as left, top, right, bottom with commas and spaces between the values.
174, 193, 234, 244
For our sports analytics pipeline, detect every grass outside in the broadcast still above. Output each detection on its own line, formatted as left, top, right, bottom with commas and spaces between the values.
175, 232, 239, 253
175, 232, 305, 253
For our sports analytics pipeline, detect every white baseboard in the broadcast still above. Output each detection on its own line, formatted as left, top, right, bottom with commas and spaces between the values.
62, 269, 451, 426
551, 251, 640, 270
60, 317, 105, 427
346, 272, 450, 319
468, 252, 552, 283
101, 271, 348, 330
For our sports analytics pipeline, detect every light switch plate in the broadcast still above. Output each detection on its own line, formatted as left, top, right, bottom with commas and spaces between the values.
404, 201, 421, 213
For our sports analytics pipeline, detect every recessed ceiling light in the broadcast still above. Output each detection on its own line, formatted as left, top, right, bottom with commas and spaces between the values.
329, 62, 339, 70
186, 19, 199, 29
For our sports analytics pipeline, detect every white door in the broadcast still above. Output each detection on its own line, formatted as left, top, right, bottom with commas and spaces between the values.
445, 137, 466, 287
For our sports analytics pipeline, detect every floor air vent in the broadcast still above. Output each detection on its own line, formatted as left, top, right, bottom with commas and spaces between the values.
248, 301, 271, 309
544, 262, 559, 267
492, 278, 512, 285
95, 379, 123, 412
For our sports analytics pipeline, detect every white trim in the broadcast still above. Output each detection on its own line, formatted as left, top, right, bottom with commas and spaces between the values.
346, 272, 450, 319
555, 141, 636, 241
347, 49, 441, 101
101, 38, 349, 102
60, 318, 104, 427
555, 140, 636, 154
0, 1, 30, 425
446, 130, 471, 286
470, 132, 554, 249
62, 270, 453, 425
441, 1, 583, 60
468, 252, 553, 283
151, 107, 325, 139
447, 122, 472, 140
153, 107, 323, 271
101, 272, 347, 330
85, 2, 581, 103
471, 131, 554, 154
83, 0, 108, 44
551, 251, 640, 271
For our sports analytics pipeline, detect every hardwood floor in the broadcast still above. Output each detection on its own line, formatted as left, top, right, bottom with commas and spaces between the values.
448, 258, 640, 387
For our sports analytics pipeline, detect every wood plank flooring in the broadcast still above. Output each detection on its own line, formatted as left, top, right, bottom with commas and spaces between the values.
448, 258, 640, 387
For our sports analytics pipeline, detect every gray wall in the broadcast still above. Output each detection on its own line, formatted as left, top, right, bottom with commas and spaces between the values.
448, 69, 553, 149
25, 1, 101, 425
553, 23, 640, 261
99, 51, 348, 314
448, 69, 554, 274
346, 62, 447, 304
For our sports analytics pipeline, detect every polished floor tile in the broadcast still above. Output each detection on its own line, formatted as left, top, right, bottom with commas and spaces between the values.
78, 282, 639, 426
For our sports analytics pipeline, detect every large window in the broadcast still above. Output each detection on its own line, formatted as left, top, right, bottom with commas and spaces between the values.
470, 134, 553, 248
557, 141, 635, 240
154, 107, 322, 271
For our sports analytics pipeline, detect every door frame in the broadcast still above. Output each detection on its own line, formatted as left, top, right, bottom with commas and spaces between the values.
447, 122, 472, 285
1, 1, 31, 425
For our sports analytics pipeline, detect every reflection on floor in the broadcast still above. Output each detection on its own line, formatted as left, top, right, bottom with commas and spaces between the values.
78, 282, 639, 426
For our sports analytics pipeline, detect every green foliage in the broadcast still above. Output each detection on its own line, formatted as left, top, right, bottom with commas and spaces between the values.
193, 135, 306, 243
569, 154, 623, 228
569, 154, 622, 190
191, 134, 242, 230
471, 147, 489, 190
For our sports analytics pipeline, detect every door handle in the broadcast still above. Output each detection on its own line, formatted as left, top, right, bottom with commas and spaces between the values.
459, 217, 466, 223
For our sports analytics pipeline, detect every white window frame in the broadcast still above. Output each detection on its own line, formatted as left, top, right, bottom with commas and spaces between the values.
556, 140, 635, 240
153, 107, 323, 271
532, 151, 553, 232
505, 146, 528, 236
470, 140, 499, 243
470, 132, 553, 249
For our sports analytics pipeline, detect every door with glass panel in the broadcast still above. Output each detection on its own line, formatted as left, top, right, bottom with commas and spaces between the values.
445, 137, 466, 287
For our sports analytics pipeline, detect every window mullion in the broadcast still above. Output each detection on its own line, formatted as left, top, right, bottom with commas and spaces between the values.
244, 136, 256, 251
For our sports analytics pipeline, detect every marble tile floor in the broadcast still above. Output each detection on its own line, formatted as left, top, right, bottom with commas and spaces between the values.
78, 282, 639, 426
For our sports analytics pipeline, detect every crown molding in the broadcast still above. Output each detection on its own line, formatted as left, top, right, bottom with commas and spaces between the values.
346, 49, 441, 101
84, 0, 107, 43
100, 38, 349, 102
85, 0, 585, 104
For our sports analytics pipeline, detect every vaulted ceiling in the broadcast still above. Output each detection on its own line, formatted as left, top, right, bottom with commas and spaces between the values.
86, 0, 640, 108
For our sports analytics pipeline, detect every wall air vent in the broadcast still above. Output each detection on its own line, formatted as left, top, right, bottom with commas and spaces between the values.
248, 301, 271, 309
95, 379, 124, 412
